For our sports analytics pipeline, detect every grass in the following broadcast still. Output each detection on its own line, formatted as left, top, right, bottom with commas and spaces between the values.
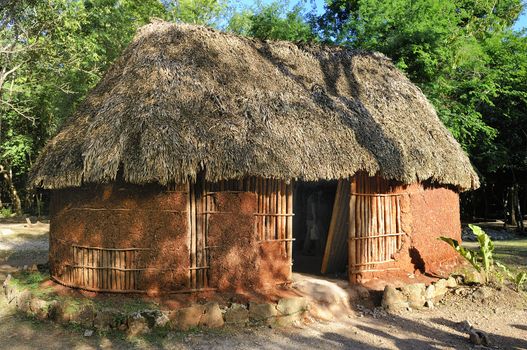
9, 271, 163, 316
9, 271, 55, 299
464, 238, 527, 271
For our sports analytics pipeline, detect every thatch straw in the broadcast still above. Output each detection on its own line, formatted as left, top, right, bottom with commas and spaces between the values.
29, 21, 479, 191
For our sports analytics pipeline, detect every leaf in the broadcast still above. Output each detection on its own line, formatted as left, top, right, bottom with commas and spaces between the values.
439, 236, 481, 272
515, 272, 527, 289
469, 224, 494, 273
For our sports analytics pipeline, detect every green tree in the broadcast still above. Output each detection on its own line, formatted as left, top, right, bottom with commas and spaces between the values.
227, 1, 315, 42
165, 0, 227, 26
1, 0, 234, 213
0, 0, 166, 213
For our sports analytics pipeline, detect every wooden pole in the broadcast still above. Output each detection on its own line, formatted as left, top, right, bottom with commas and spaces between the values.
349, 178, 357, 283
270, 180, 276, 240
286, 181, 293, 278
321, 180, 342, 274
190, 182, 197, 289
277, 181, 282, 244
204, 181, 209, 288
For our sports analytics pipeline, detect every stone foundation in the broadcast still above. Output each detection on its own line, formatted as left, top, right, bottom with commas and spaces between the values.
2, 275, 308, 335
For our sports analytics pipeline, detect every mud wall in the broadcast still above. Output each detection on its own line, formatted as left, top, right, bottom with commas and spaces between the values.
404, 184, 462, 274
50, 183, 190, 293
207, 192, 289, 293
49, 183, 291, 294
351, 181, 462, 282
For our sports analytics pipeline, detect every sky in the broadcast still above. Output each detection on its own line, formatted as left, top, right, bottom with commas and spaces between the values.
514, 11, 527, 30
240, 0, 527, 31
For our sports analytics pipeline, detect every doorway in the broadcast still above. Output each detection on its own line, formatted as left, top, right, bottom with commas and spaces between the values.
292, 180, 338, 275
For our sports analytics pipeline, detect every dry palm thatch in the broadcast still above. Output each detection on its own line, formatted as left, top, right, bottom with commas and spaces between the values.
29, 21, 479, 191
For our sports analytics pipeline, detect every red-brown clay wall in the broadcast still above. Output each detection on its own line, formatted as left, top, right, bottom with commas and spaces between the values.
404, 184, 462, 274
207, 192, 289, 293
50, 183, 190, 293
49, 183, 291, 294
352, 181, 462, 282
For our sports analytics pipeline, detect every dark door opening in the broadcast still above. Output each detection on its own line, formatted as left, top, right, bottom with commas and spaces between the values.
292, 180, 338, 275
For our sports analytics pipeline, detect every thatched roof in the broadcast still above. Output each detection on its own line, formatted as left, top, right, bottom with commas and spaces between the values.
29, 21, 479, 191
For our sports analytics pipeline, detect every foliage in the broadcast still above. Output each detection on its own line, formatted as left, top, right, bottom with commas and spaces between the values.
440, 236, 482, 273
441, 225, 527, 290
440, 225, 494, 279
227, 1, 316, 42
496, 261, 527, 291
165, 0, 226, 26
0, 0, 226, 211
0, 207, 13, 218
470, 224, 495, 272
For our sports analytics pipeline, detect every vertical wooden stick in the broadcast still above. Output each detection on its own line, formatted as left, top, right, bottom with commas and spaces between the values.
277, 181, 282, 244
204, 181, 209, 288
349, 178, 357, 283
196, 181, 204, 289
396, 196, 402, 249
286, 181, 293, 278
186, 182, 192, 288
190, 182, 197, 289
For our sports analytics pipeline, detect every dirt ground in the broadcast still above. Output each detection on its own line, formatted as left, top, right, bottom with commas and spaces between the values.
1, 220, 527, 350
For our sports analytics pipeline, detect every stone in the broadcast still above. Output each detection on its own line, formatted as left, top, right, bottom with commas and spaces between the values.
354, 285, 371, 299
469, 329, 491, 346
463, 269, 485, 285
169, 305, 205, 331
459, 320, 473, 332
294, 278, 350, 307
84, 329, 94, 337
472, 287, 493, 302
224, 303, 249, 325
127, 313, 150, 337
424, 300, 434, 309
273, 313, 302, 327
249, 302, 278, 324
276, 297, 308, 316
154, 313, 170, 328
433, 279, 448, 299
29, 297, 49, 319
70, 305, 96, 328
446, 276, 457, 288
425, 285, 435, 300
381, 285, 409, 312
199, 302, 224, 329
139, 309, 163, 328
94, 308, 122, 331
3, 275, 16, 303
401, 283, 426, 309
16, 290, 32, 313
47, 301, 64, 322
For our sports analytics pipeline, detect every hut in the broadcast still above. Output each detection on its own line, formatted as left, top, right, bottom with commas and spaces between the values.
29, 22, 479, 295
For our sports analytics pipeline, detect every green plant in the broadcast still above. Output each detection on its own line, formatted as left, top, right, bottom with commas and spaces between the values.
439, 224, 494, 280
440, 225, 526, 290
0, 207, 13, 218
496, 261, 527, 291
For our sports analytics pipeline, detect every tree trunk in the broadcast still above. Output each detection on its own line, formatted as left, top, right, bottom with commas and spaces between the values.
0, 164, 22, 215
503, 189, 509, 229
513, 184, 524, 233
510, 186, 518, 227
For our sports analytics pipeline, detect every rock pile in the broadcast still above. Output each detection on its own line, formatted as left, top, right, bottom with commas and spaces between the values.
2, 275, 309, 336
381, 277, 457, 312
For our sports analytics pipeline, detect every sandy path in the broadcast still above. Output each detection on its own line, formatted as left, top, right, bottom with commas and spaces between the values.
0, 222, 49, 267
